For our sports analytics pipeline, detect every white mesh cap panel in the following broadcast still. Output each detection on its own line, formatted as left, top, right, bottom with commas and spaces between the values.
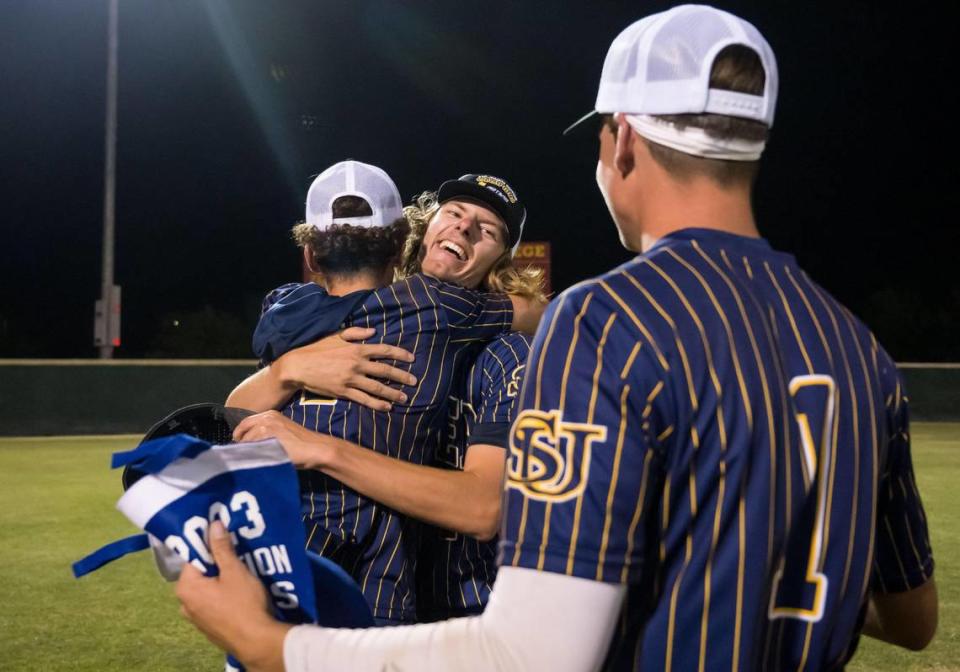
645, 9, 734, 82
594, 4, 777, 126
305, 160, 403, 230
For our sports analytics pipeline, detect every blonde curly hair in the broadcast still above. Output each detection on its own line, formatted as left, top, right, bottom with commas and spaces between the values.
396, 191, 547, 302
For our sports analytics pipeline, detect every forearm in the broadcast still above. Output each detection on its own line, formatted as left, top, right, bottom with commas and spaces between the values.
309, 437, 502, 539
226, 364, 297, 412
284, 566, 625, 672
234, 621, 291, 672
862, 578, 938, 650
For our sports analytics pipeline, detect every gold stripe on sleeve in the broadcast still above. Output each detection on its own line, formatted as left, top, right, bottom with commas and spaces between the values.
566, 311, 617, 575
558, 294, 593, 410
510, 497, 530, 566
593, 385, 631, 578
620, 342, 643, 379
621, 450, 655, 583
536, 502, 553, 570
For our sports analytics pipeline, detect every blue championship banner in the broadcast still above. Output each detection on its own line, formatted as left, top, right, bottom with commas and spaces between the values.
73, 434, 373, 669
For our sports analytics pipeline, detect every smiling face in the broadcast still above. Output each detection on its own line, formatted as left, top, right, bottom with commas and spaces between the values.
420, 198, 509, 289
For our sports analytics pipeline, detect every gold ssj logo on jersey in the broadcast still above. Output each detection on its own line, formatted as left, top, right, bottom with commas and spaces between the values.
507, 409, 606, 502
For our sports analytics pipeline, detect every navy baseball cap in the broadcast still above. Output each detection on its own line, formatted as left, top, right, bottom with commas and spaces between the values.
437, 174, 526, 255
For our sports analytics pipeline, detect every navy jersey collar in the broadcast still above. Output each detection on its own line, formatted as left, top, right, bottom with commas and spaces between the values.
649, 228, 773, 252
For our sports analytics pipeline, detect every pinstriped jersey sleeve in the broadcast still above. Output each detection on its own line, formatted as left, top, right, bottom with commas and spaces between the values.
474, 334, 531, 426
500, 284, 666, 583
872, 367, 934, 593
468, 334, 531, 449
425, 276, 514, 342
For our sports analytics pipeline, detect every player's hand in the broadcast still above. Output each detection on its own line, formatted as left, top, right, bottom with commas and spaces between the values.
176, 521, 289, 672
232, 410, 334, 470
276, 327, 417, 412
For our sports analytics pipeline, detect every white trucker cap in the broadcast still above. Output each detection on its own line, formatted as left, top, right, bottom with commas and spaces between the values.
566, 4, 778, 133
305, 160, 404, 230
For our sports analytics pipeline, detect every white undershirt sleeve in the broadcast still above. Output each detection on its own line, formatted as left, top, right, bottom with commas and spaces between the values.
283, 566, 627, 672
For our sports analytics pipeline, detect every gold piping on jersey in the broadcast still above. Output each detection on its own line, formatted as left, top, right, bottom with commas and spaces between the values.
536, 502, 553, 571
594, 385, 632, 579
698, 244, 777, 564
558, 295, 593, 409
671, 247, 754, 428
483, 347, 512, 418
598, 280, 670, 372
407, 275, 444, 462
621, 342, 643, 379
565, 310, 617, 575
393, 278, 424, 465
841, 308, 880, 605
691, 244, 758, 426
733, 492, 746, 672
510, 496, 530, 567
785, 268, 834, 370
807, 279, 862, 597
622, 449, 656, 584
765, 262, 815, 375
660, 478, 671, 563
754, 273, 797, 544
361, 509, 391, 594
305, 521, 319, 548
664, 525, 694, 672
620, 272, 697, 411
699, 455, 727, 672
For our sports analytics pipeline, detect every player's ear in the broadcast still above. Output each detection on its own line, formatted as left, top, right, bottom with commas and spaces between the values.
303, 245, 322, 274
614, 114, 635, 178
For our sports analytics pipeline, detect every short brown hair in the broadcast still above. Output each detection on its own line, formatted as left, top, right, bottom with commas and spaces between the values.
397, 191, 547, 302
610, 45, 770, 186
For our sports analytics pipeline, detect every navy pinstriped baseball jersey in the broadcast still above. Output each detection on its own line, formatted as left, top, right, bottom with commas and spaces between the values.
502, 228, 933, 670
418, 332, 531, 620
264, 273, 513, 622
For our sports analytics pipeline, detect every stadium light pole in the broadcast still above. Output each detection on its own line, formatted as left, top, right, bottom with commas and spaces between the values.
96, 0, 119, 358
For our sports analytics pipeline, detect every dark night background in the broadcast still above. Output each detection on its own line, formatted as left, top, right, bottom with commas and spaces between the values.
0, 1, 955, 361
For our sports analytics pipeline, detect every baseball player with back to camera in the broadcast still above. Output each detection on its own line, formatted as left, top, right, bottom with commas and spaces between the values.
226, 162, 542, 625
176, 5, 937, 670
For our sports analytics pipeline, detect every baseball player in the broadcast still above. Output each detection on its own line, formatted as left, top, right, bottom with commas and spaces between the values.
177, 6, 936, 670
228, 163, 543, 625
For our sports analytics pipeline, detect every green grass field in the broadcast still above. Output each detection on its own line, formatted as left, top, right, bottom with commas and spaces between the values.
0, 424, 957, 670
